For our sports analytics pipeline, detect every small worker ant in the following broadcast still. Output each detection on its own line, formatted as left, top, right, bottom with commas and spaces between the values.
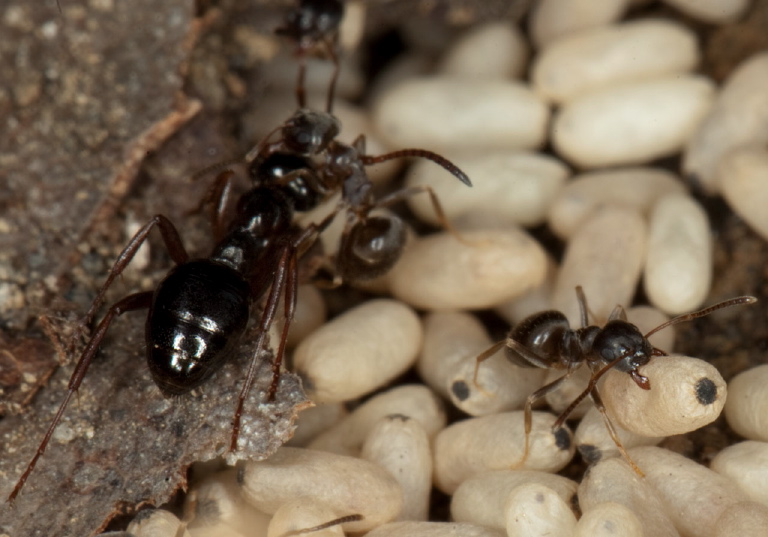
472, 287, 757, 475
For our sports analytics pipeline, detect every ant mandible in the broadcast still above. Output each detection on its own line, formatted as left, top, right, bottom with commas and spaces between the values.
472, 287, 757, 475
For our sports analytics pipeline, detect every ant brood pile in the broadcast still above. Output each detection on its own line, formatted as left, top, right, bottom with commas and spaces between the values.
5, 0, 768, 536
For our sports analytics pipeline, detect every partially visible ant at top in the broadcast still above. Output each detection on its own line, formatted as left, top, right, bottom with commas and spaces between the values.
471, 287, 757, 475
275, 0, 344, 112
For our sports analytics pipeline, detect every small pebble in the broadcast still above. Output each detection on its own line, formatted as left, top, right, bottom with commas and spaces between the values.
239, 447, 402, 532
628, 446, 749, 537
439, 22, 528, 80
553, 75, 715, 168
389, 228, 548, 310
309, 385, 446, 456
578, 457, 679, 537
574, 502, 643, 537
293, 299, 422, 403
684, 52, 768, 193
452, 470, 578, 530
433, 411, 574, 494
718, 146, 768, 242
405, 151, 569, 229
643, 193, 712, 315
547, 167, 686, 240
602, 354, 726, 437
373, 78, 549, 153
552, 206, 646, 325
361, 416, 432, 521
710, 440, 768, 506
505, 483, 577, 537
724, 364, 768, 442
533, 19, 698, 103
529, 0, 630, 47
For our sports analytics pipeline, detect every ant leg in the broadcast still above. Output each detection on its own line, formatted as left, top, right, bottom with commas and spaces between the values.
230, 246, 297, 452
472, 341, 506, 394
73, 215, 188, 349
269, 252, 298, 399
607, 304, 627, 321
575, 286, 589, 327
323, 39, 340, 113
296, 55, 307, 109
361, 148, 472, 187
8, 291, 153, 503
187, 170, 236, 241
375, 185, 471, 246
517, 367, 578, 470
281, 514, 364, 537
588, 388, 645, 477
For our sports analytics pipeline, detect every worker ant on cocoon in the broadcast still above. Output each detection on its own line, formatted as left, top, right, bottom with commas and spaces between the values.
470, 287, 756, 475
8, 0, 472, 503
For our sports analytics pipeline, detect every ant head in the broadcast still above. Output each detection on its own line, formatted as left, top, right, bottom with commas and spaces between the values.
282, 109, 341, 155
277, 0, 344, 45
593, 320, 653, 390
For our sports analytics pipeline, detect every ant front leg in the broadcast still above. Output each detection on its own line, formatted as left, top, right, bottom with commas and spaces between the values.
189, 170, 237, 242
8, 291, 153, 503
230, 244, 301, 452
375, 185, 471, 246
72, 214, 189, 350
471, 341, 507, 397
588, 387, 645, 477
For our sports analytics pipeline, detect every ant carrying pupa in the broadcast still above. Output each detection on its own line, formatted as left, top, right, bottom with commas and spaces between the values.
471, 286, 756, 475
7, 0, 472, 506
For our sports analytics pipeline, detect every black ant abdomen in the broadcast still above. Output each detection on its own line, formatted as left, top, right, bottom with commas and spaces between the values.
146, 260, 250, 396
336, 215, 407, 281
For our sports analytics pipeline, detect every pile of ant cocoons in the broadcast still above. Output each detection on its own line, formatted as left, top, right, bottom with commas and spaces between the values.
112, 1, 768, 536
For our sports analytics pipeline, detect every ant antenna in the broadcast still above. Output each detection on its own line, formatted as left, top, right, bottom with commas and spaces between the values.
361, 149, 473, 187
644, 296, 757, 340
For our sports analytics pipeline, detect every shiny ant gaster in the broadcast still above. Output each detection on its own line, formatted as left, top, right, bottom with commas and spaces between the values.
472, 287, 756, 474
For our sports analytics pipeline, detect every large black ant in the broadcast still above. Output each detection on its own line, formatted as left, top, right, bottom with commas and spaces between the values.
471, 287, 756, 475
9, 0, 472, 503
